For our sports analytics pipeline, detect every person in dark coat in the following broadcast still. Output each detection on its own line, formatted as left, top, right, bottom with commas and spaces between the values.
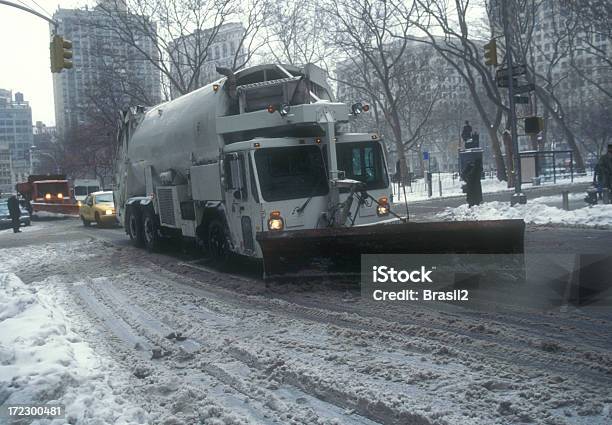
7, 195, 21, 233
597, 143, 612, 204
461, 121, 473, 142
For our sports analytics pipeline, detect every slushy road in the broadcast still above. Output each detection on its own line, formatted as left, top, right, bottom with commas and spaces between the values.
1, 217, 611, 424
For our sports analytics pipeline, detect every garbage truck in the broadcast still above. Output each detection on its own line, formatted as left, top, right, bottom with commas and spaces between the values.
114, 63, 524, 278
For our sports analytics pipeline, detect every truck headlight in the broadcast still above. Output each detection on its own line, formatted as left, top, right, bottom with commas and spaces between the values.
45, 193, 51, 200
105, 209, 114, 215
267, 210, 284, 231
57, 193, 63, 199
77, 201, 82, 207
376, 197, 390, 216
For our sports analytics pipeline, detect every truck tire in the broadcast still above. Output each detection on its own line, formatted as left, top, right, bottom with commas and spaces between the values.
127, 208, 145, 247
142, 208, 161, 252
81, 215, 91, 227
208, 219, 229, 262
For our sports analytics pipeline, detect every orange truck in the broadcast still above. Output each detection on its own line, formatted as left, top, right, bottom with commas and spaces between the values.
16, 174, 79, 216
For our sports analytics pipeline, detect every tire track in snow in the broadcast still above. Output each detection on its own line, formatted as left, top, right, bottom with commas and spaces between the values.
144, 254, 612, 384
119, 264, 593, 425
84, 274, 382, 425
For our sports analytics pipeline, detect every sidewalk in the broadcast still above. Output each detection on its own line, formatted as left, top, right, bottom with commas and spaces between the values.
393, 181, 591, 221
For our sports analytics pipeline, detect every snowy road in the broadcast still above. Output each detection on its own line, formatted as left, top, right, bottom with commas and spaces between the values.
1, 219, 611, 424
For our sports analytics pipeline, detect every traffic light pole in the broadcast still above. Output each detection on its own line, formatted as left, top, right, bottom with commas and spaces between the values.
0, 0, 57, 31
501, 0, 526, 205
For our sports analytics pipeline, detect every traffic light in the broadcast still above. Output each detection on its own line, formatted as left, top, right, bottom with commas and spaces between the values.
50, 35, 73, 73
524, 116, 544, 135
483, 39, 498, 66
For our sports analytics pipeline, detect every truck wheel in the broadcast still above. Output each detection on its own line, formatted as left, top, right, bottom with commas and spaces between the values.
208, 219, 229, 262
127, 209, 145, 247
81, 216, 91, 227
142, 209, 161, 252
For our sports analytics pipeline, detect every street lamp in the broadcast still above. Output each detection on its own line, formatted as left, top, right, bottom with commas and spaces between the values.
29, 146, 60, 174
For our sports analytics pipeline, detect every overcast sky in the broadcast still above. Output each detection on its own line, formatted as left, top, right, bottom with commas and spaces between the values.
0, 0, 487, 128
0, 0, 92, 126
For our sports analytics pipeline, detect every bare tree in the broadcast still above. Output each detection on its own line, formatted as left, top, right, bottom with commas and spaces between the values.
58, 122, 116, 188
406, 0, 510, 181
494, 0, 587, 171
560, 1, 612, 100
264, 0, 330, 66
228, 0, 271, 70
321, 0, 438, 179
93, 0, 269, 99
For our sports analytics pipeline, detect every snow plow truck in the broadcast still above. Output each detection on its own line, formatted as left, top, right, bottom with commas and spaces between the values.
114, 63, 524, 279
16, 174, 79, 216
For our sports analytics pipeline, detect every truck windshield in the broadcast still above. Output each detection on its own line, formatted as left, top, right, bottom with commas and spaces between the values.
336, 142, 388, 190
35, 182, 69, 197
254, 146, 328, 202
75, 186, 100, 196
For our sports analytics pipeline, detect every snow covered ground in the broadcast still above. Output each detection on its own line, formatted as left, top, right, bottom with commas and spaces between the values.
1, 237, 611, 424
437, 201, 612, 229
393, 173, 593, 202
0, 273, 148, 424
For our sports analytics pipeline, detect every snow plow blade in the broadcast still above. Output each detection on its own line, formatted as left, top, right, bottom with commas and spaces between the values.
32, 202, 80, 216
257, 219, 525, 279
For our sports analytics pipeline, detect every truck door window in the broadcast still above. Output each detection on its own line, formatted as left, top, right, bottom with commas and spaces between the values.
249, 155, 260, 203
224, 154, 248, 200
337, 142, 388, 190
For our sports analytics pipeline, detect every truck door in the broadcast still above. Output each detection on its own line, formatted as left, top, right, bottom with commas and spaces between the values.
82, 195, 93, 220
224, 152, 259, 256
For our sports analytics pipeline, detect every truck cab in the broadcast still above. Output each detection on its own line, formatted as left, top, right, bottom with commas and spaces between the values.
73, 179, 101, 204
221, 134, 390, 258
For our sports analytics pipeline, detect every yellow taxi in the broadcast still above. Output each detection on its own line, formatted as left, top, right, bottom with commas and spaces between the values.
79, 191, 116, 226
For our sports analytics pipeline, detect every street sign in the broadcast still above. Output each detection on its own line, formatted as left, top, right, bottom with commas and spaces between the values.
495, 64, 526, 80
423, 151, 429, 160
514, 83, 536, 94
514, 96, 529, 104
496, 77, 517, 88
524, 116, 544, 135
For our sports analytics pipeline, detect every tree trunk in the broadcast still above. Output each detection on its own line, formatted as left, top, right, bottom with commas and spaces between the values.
488, 128, 507, 181
536, 89, 586, 172
389, 118, 409, 185
502, 131, 515, 188
552, 113, 586, 172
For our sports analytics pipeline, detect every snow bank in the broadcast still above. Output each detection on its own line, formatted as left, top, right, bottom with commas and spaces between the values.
436, 201, 612, 228
0, 273, 148, 424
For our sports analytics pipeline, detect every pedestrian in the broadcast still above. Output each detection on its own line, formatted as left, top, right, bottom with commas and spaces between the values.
7, 195, 21, 233
596, 143, 612, 204
461, 158, 483, 207
461, 121, 473, 142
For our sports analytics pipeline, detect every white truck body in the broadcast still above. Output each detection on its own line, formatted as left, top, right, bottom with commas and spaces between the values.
73, 179, 101, 202
114, 63, 394, 261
